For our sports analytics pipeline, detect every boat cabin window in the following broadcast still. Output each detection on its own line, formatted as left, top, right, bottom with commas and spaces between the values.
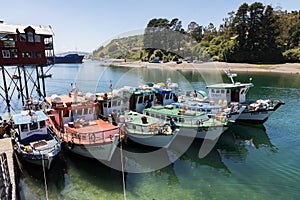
221, 90, 225, 94
88, 108, 93, 114
138, 97, 143, 104
227, 90, 230, 94
165, 94, 170, 100
77, 109, 83, 116
21, 124, 28, 132
40, 120, 46, 128
84, 108, 89, 115
63, 110, 70, 117
150, 95, 154, 101
30, 121, 38, 130
104, 101, 111, 108
112, 100, 118, 107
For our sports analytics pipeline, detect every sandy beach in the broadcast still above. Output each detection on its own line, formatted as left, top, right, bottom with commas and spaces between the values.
109, 60, 300, 74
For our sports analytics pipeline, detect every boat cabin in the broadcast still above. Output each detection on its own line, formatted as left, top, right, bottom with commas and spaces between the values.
45, 94, 98, 129
12, 110, 49, 145
96, 92, 123, 120
129, 87, 156, 113
206, 82, 253, 104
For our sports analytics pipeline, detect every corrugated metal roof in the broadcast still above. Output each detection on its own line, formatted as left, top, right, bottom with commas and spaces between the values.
12, 110, 49, 125
0, 23, 54, 36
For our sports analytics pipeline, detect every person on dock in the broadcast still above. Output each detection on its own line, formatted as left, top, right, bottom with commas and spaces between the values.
2, 120, 11, 137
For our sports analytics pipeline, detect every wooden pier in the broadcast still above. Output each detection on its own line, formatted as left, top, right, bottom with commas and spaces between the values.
0, 138, 16, 200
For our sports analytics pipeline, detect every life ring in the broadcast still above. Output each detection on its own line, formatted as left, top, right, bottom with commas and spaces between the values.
67, 140, 74, 150
89, 133, 95, 143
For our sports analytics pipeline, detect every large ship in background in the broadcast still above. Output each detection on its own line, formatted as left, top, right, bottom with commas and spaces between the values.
54, 53, 84, 64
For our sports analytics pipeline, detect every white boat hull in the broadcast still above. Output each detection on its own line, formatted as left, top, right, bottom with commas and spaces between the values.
14, 144, 60, 169
178, 126, 228, 141
236, 110, 274, 124
126, 133, 176, 148
65, 139, 119, 161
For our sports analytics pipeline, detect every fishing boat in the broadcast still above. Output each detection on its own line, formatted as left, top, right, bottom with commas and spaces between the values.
205, 69, 285, 124
174, 94, 246, 122
54, 53, 84, 64
11, 110, 61, 169
96, 79, 179, 120
45, 84, 121, 161
120, 111, 180, 148
143, 105, 228, 141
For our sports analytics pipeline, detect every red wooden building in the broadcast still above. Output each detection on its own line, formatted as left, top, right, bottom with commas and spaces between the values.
0, 23, 54, 65
0, 22, 55, 113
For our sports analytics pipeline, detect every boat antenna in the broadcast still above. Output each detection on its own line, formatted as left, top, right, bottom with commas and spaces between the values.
223, 53, 237, 84
223, 69, 237, 84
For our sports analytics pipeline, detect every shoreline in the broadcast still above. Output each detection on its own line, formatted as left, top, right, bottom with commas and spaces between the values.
108, 60, 300, 74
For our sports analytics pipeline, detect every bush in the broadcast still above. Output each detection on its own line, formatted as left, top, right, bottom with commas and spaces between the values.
283, 48, 300, 63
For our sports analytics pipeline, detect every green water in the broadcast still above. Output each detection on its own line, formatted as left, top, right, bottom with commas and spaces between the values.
11, 61, 300, 200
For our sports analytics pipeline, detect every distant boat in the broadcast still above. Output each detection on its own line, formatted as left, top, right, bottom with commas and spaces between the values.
54, 53, 84, 64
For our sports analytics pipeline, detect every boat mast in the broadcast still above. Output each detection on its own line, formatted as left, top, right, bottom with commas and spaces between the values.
224, 69, 237, 84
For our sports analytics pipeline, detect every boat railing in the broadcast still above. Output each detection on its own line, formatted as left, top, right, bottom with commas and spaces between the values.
125, 123, 173, 135
63, 129, 117, 144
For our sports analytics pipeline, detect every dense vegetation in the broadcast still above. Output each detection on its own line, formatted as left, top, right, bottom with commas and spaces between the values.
92, 2, 300, 64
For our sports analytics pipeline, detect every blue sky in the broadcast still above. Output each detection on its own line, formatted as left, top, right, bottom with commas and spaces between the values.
1, 0, 299, 53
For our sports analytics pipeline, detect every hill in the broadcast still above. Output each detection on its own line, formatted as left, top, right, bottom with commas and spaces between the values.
92, 35, 143, 60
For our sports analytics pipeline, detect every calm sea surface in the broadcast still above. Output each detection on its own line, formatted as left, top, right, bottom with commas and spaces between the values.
3, 61, 300, 200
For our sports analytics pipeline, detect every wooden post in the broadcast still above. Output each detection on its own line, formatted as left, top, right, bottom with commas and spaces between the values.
1, 65, 10, 112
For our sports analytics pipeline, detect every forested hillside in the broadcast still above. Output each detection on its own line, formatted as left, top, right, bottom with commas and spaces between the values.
93, 2, 300, 64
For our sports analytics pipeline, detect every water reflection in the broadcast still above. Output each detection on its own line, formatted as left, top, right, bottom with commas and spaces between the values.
217, 124, 277, 163
178, 139, 231, 174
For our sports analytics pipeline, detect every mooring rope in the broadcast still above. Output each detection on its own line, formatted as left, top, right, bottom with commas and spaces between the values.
41, 153, 49, 200
120, 128, 127, 200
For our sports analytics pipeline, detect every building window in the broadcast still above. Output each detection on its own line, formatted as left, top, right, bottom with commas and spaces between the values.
22, 52, 32, 58
11, 49, 18, 58
34, 35, 41, 42
27, 32, 34, 42
20, 34, 26, 42
2, 50, 10, 58
35, 52, 42, 58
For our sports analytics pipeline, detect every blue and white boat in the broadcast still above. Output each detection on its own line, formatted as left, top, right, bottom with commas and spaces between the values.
12, 110, 61, 169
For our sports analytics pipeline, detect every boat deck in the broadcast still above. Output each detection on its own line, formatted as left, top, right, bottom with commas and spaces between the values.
62, 119, 121, 145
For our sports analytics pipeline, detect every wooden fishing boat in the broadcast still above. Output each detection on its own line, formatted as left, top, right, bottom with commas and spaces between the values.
205, 69, 285, 124
11, 110, 61, 169
45, 84, 122, 161
143, 105, 228, 141
120, 111, 180, 148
